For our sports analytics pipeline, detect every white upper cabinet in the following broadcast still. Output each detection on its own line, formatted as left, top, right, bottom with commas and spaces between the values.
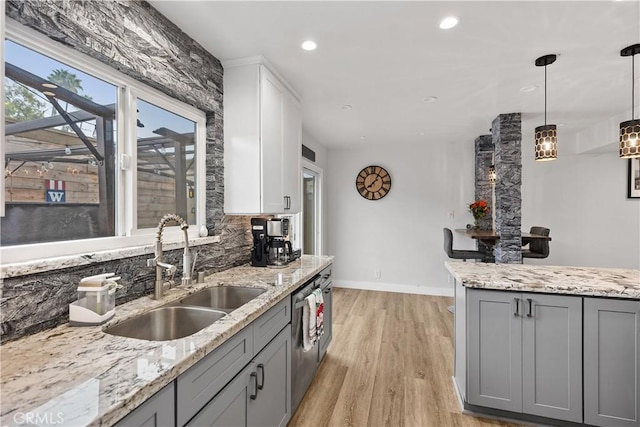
282, 89, 302, 213
224, 58, 302, 214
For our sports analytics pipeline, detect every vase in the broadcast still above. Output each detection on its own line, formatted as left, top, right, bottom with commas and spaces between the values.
474, 219, 481, 229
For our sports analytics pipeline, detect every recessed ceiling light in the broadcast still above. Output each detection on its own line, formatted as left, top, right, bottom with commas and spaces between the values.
520, 85, 538, 93
42, 83, 58, 89
360, 136, 366, 140
42, 91, 56, 97
418, 132, 425, 136
423, 96, 438, 103
341, 104, 352, 110
439, 16, 459, 30
557, 123, 567, 127
301, 40, 317, 51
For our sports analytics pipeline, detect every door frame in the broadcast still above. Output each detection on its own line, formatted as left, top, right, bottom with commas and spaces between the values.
301, 160, 323, 255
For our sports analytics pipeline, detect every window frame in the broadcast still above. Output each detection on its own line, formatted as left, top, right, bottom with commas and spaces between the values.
2, 19, 207, 264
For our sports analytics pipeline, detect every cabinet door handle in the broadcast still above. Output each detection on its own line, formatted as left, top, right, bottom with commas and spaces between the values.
323, 289, 331, 294
257, 364, 265, 390
527, 298, 533, 317
514, 298, 520, 316
250, 372, 258, 400
284, 196, 291, 210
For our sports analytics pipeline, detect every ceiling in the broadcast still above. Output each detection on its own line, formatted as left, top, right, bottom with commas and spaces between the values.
149, 1, 640, 151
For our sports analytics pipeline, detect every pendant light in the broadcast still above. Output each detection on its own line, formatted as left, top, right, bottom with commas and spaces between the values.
534, 54, 558, 161
620, 44, 640, 159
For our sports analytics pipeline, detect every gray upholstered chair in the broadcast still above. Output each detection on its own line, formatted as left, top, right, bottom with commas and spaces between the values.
522, 226, 550, 259
443, 228, 486, 261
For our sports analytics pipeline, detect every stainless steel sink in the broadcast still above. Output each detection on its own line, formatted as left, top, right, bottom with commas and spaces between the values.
179, 286, 266, 313
104, 306, 226, 341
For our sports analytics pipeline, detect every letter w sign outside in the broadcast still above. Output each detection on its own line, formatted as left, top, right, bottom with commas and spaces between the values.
45, 180, 66, 203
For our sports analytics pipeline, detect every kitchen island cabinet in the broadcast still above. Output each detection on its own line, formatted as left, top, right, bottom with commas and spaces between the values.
447, 261, 640, 426
584, 298, 640, 427
467, 290, 582, 422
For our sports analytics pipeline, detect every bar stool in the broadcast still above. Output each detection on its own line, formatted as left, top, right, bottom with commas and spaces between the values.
443, 228, 487, 261
522, 226, 550, 259
443, 227, 486, 314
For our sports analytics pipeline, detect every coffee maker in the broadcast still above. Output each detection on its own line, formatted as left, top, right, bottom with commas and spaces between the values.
250, 218, 298, 268
267, 218, 293, 267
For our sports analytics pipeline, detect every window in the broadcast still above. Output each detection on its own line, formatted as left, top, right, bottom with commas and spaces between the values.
3, 40, 118, 245
2, 23, 206, 262
135, 100, 197, 229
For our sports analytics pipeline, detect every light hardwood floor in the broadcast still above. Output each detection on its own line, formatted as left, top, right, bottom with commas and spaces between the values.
289, 288, 522, 427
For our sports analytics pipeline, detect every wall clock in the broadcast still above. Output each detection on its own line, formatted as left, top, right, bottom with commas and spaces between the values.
355, 165, 391, 200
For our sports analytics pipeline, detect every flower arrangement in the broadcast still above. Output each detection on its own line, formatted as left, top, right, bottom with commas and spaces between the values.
469, 200, 490, 228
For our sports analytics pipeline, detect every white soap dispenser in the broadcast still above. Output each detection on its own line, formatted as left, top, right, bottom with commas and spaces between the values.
69, 273, 121, 326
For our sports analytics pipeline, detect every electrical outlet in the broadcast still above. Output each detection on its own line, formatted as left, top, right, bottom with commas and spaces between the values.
448, 210, 455, 219
375, 270, 381, 280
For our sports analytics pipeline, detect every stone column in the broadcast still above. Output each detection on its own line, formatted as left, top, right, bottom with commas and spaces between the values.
492, 113, 522, 264
474, 135, 494, 231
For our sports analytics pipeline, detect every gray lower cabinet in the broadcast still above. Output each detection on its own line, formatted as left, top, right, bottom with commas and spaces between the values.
248, 324, 292, 427
115, 383, 175, 427
521, 294, 582, 423
187, 324, 292, 427
185, 365, 251, 427
468, 289, 523, 412
177, 326, 253, 426
584, 298, 640, 427
467, 289, 583, 423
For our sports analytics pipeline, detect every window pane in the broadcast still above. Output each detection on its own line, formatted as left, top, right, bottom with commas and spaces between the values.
2, 40, 117, 246
136, 99, 196, 228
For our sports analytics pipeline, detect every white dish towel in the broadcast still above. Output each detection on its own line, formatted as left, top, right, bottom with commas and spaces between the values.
302, 292, 317, 352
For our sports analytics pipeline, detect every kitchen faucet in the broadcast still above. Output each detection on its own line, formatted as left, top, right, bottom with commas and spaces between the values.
147, 213, 192, 299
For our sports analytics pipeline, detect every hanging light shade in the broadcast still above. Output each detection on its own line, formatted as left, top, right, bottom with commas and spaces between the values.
534, 54, 558, 161
488, 165, 496, 184
620, 44, 640, 159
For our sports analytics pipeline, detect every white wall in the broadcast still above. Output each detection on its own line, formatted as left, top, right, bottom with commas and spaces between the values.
326, 138, 640, 298
301, 130, 329, 254
522, 150, 640, 269
326, 140, 477, 297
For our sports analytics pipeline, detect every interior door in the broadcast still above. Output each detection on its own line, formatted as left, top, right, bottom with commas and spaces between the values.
302, 167, 321, 255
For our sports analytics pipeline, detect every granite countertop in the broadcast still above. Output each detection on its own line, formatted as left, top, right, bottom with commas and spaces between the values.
0, 255, 333, 427
445, 261, 640, 299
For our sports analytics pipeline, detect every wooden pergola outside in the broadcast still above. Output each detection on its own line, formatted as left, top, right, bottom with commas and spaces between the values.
4, 62, 195, 239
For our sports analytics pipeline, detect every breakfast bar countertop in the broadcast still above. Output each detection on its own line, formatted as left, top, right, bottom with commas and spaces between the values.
445, 261, 640, 299
0, 255, 333, 427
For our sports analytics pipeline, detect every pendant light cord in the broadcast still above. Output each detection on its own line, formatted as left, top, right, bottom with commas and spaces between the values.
632, 53, 636, 120
544, 64, 547, 125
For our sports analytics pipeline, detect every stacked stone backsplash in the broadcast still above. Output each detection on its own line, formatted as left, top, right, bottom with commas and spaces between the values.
1, 217, 253, 343
1, 1, 254, 342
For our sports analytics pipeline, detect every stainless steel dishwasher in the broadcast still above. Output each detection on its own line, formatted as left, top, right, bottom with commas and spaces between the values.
291, 274, 321, 413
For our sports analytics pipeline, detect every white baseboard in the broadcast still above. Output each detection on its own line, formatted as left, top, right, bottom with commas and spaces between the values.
333, 280, 454, 297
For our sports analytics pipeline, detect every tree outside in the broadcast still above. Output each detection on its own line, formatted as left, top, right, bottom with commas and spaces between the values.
4, 78, 46, 121
47, 69, 84, 94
